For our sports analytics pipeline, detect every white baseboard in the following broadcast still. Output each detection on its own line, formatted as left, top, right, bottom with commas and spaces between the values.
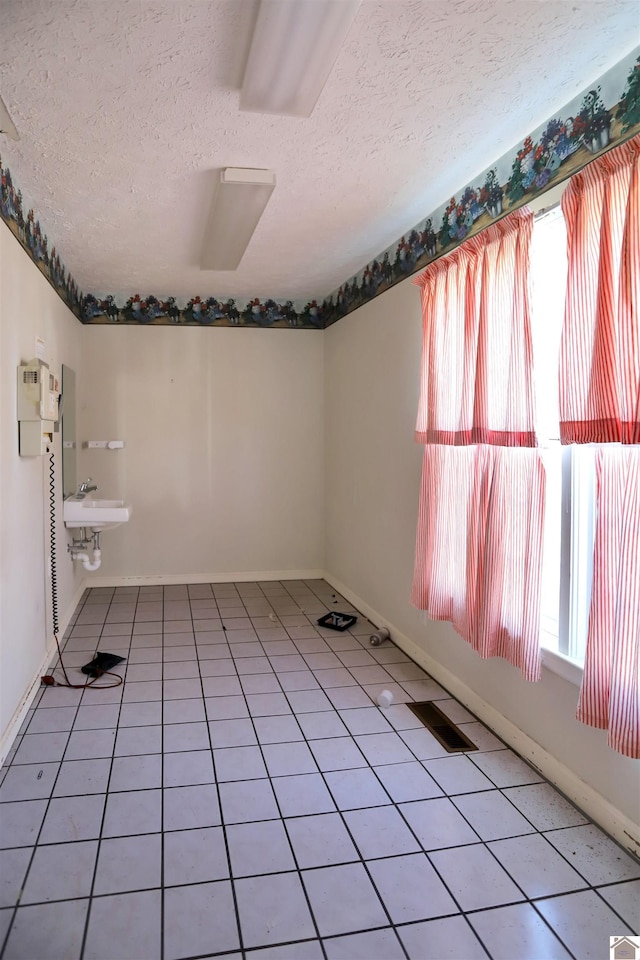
83, 569, 326, 589
0, 581, 86, 769
324, 573, 640, 860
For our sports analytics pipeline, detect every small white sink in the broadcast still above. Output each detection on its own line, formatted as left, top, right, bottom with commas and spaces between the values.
64, 496, 132, 531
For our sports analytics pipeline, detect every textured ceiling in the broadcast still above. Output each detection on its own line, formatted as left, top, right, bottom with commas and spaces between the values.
0, 0, 638, 303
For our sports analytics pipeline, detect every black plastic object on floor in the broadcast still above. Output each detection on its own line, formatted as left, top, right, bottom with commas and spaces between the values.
316, 612, 358, 632
81, 652, 126, 677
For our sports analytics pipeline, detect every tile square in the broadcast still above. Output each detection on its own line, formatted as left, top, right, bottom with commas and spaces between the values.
0, 798, 47, 848
344, 805, 420, 858
162, 660, 201, 680
246, 693, 292, 717
205, 696, 249, 721
213, 745, 267, 781
398, 728, 451, 760
269, 654, 308, 673
227, 820, 296, 877
163, 678, 204, 700
240, 673, 282, 694
325, 687, 373, 710
313, 668, 358, 688
399, 797, 479, 850
118, 701, 162, 727
468, 902, 572, 960
354, 732, 415, 766
162, 880, 240, 960
109, 753, 162, 791
544, 824, 640, 885
452, 790, 536, 840
335, 649, 377, 667
163, 698, 207, 724
272, 773, 336, 817
397, 916, 487, 960
163, 784, 221, 831
22, 840, 98, 904
309, 737, 367, 771
325, 767, 391, 810
423, 755, 495, 795
373, 762, 443, 802
122, 680, 162, 703
202, 675, 242, 697
163, 645, 197, 662
164, 826, 228, 885
368, 853, 457, 923
84, 890, 161, 960
102, 789, 162, 837
219, 779, 280, 823
470, 750, 544, 787
39, 687, 83, 708
199, 658, 237, 677
93, 833, 162, 895
25, 707, 76, 734
297, 711, 349, 740
286, 812, 359, 867
235, 656, 274, 675
503, 782, 589, 831
235, 872, 315, 948
73, 704, 120, 730
430, 844, 525, 910
125, 663, 162, 683
302, 863, 388, 937
209, 719, 258, 748
383, 662, 429, 682
253, 715, 303, 744
3, 899, 89, 960
338, 707, 392, 736
229, 641, 263, 657
39, 793, 106, 843
597, 879, 640, 931
293, 637, 331, 654
12, 731, 69, 764
264, 741, 318, 777
127, 647, 162, 665
324, 929, 405, 960
0, 763, 59, 802
52, 758, 111, 796
457, 721, 506, 751
278, 671, 320, 692
163, 721, 210, 753
261, 639, 297, 655
63, 728, 117, 761
488, 833, 589, 897
0, 847, 32, 907
286, 689, 334, 713
536, 890, 635, 960
163, 750, 215, 787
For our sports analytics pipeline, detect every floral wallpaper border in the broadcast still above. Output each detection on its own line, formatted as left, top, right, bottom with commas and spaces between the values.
1, 48, 638, 329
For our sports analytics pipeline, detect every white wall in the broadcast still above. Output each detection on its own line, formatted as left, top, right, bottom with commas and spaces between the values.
0, 222, 83, 747
77, 326, 325, 581
323, 276, 640, 835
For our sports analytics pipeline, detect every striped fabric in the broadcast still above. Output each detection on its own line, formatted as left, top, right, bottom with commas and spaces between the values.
414, 207, 537, 447
559, 134, 640, 444
412, 208, 545, 680
576, 447, 640, 758
411, 444, 545, 682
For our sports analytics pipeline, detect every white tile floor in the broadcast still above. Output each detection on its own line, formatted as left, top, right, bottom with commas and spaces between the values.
0, 579, 638, 960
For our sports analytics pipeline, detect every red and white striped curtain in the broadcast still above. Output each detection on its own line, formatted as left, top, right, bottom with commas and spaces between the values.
412, 208, 546, 681
561, 136, 640, 756
560, 134, 639, 444
576, 448, 640, 758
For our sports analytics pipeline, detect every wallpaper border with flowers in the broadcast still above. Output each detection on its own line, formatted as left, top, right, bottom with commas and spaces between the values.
1, 47, 639, 329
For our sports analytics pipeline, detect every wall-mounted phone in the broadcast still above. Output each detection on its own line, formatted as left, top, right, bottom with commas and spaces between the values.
17, 359, 60, 456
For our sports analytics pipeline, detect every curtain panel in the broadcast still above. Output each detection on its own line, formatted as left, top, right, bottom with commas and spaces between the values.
560, 133, 640, 445
576, 447, 640, 758
413, 208, 537, 448
412, 208, 546, 681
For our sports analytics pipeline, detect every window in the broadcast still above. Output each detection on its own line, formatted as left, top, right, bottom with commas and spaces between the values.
531, 206, 599, 669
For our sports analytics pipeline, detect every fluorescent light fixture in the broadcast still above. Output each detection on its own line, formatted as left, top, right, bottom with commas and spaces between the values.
241, 0, 361, 117
201, 167, 276, 271
0, 93, 19, 140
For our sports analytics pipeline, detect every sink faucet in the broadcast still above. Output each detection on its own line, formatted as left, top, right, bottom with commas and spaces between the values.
78, 478, 98, 494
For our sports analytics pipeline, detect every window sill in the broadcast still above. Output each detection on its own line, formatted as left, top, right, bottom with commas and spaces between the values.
541, 647, 583, 687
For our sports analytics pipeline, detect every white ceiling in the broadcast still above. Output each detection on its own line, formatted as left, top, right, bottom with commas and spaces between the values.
1, 0, 638, 304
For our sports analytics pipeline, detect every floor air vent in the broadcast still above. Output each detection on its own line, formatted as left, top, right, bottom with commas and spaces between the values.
406, 701, 478, 752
